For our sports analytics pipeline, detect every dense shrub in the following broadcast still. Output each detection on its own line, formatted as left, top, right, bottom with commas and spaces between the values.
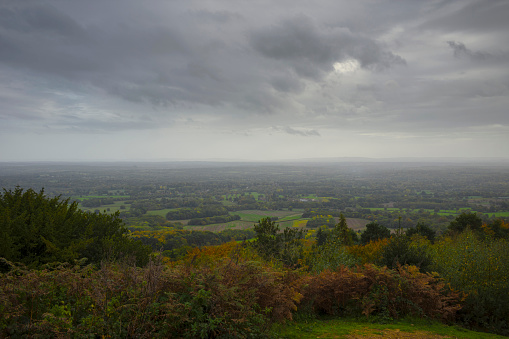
0, 240, 471, 338
0, 253, 303, 338
377, 234, 433, 272
252, 218, 305, 267
303, 264, 462, 322
431, 230, 509, 335
306, 243, 358, 273
482, 219, 509, 239
347, 238, 390, 264
306, 219, 359, 273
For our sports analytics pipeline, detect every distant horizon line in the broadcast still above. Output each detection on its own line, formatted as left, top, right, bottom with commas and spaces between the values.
2, 156, 509, 164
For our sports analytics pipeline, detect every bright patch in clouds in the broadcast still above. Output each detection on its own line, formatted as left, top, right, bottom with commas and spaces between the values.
333, 59, 360, 73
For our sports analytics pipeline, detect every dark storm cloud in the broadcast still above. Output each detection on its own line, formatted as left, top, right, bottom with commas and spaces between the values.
0, 0, 406, 123
0, 3, 95, 76
250, 15, 405, 79
0, 1, 190, 98
0, 1, 276, 114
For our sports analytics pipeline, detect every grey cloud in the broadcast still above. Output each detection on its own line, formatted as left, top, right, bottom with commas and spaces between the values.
357, 75, 509, 133
0, 2, 84, 38
0, 10, 214, 113
190, 9, 243, 23
238, 90, 285, 114
251, 17, 334, 63
270, 74, 305, 93
350, 42, 406, 71
0, 1, 262, 114
272, 126, 321, 137
420, 0, 509, 34
250, 15, 405, 79
0, 0, 508, 145
0, 1, 408, 124
446, 41, 491, 61
0, 3, 96, 77
54, 118, 161, 133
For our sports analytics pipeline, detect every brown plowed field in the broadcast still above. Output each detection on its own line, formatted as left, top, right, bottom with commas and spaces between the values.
345, 218, 370, 230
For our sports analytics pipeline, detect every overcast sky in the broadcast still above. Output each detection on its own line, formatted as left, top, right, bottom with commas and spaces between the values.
1, 0, 508, 161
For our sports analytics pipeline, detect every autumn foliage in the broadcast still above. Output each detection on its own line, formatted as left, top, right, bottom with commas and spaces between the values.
0, 252, 303, 338
303, 264, 461, 322
347, 238, 390, 264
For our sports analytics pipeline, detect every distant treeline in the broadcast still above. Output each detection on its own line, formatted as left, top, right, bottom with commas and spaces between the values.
131, 198, 223, 211
166, 206, 229, 220
305, 215, 337, 228
81, 197, 116, 207
302, 209, 343, 218
122, 214, 183, 228
188, 214, 241, 225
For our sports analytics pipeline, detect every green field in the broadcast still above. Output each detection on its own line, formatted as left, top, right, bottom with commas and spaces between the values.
170, 210, 372, 233
181, 210, 308, 232
491, 211, 509, 217
278, 214, 304, 222
231, 213, 273, 222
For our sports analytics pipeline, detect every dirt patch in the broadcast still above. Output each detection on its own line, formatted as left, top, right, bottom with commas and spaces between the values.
345, 218, 370, 231
344, 329, 451, 338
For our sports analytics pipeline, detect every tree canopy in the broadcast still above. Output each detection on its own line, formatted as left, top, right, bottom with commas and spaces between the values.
448, 212, 483, 234
0, 187, 151, 268
252, 217, 304, 267
360, 222, 391, 245
406, 222, 436, 242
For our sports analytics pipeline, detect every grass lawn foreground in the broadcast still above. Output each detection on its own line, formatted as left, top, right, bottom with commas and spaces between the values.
272, 316, 508, 339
